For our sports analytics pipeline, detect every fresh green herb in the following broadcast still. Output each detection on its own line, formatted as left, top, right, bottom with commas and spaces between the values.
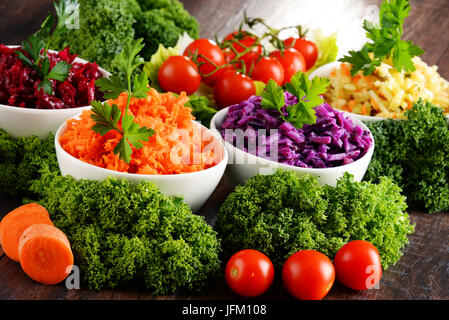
215, 169, 414, 269
185, 95, 217, 128
340, 0, 424, 76
50, 0, 199, 74
364, 99, 449, 213
261, 72, 329, 129
0, 130, 58, 197
29, 168, 221, 293
91, 39, 155, 164
260, 80, 286, 113
15, 0, 79, 95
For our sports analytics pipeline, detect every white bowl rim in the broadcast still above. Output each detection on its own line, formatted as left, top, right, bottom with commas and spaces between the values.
211, 106, 375, 173
0, 45, 110, 113
55, 113, 229, 179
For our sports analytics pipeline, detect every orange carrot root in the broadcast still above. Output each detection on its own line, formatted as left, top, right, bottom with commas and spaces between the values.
0, 203, 53, 262
18, 224, 74, 285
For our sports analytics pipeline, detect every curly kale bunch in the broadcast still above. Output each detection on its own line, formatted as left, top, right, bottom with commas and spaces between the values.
135, 0, 200, 59
0, 130, 58, 197
215, 170, 414, 269
364, 99, 449, 213
51, 0, 199, 73
30, 169, 221, 293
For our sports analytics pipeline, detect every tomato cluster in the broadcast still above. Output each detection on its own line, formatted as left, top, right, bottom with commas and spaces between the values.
224, 240, 382, 300
157, 30, 319, 109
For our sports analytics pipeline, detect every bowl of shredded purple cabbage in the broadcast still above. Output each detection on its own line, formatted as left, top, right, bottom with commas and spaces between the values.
210, 93, 374, 186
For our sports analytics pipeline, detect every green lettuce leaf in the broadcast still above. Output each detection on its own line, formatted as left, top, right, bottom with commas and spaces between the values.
307, 30, 339, 75
143, 43, 181, 91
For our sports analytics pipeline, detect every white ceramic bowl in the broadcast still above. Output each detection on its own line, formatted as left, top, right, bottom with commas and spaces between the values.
0, 46, 110, 139
311, 61, 449, 125
55, 115, 228, 211
309, 61, 386, 123
210, 107, 374, 187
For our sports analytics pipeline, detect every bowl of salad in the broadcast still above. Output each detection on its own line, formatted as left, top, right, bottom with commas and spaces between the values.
310, 59, 449, 122
309, 0, 449, 122
210, 74, 374, 186
54, 89, 228, 211
0, 45, 109, 138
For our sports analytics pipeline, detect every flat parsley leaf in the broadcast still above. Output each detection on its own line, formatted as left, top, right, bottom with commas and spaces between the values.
91, 39, 155, 163
90, 101, 121, 136
118, 114, 155, 163
261, 79, 286, 115
261, 71, 329, 129
339, 0, 423, 76
285, 72, 329, 128
15, 0, 78, 95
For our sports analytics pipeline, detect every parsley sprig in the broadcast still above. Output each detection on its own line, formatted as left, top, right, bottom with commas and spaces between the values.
91, 38, 155, 164
261, 72, 330, 129
340, 0, 424, 76
15, 0, 79, 95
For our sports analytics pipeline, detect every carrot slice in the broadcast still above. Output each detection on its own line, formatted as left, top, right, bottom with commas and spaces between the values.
0, 203, 53, 262
18, 224, 74, 285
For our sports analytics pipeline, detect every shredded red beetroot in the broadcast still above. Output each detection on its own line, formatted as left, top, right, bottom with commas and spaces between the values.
0, 44, 103, 109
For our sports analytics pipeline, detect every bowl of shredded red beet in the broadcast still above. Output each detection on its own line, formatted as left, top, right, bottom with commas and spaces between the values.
0, 44, 110, 138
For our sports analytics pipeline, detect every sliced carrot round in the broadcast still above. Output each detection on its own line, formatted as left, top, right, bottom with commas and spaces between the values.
18, 224, 74, 285
0, 203, 53, 262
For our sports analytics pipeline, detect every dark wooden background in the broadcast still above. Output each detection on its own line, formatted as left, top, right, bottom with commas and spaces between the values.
0, 0, 448, 300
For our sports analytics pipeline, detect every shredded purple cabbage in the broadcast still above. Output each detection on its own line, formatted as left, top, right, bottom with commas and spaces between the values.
220, 93, 372, 168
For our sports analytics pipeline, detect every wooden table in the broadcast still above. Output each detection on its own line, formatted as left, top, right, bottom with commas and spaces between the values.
1, 0, 449, 300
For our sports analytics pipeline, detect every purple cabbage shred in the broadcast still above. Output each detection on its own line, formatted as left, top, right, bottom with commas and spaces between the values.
220, 92, 373, 169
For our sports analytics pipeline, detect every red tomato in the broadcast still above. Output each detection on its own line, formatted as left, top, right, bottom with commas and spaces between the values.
223, 48, 236, 63
183, 39, 226, 86
238, 51, 261, 74
250, 56, 285, 85
223, 48, 260, 74
284, 37, 319, 71
270, 48, 306, 85
225, 249, 275, 298
158, 56, 201, 95
224, 31, 263, 56
333, 240, 382, 290
282, 250, 335, 300
214, 71, 256, 109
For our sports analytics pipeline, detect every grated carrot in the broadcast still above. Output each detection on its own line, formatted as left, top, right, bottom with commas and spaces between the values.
340, 63, 351, 78
347, 99, 356, 112
60, 88, 219, 175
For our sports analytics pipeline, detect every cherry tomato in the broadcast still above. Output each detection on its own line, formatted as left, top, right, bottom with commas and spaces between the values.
214, 70, 256, 109
250, 56, 285, 85
270, 48, 306, 85
284, 37, 319, 71
333, 240, 382, 290
282, 250, 335, 300
223, 31, 263, 56
183, 39, 226, 86
158, 56, 201, 95
223, 48, 260, 74
225, 249, 275, 298
238, 51, 261, 74
223, 48, 236, 63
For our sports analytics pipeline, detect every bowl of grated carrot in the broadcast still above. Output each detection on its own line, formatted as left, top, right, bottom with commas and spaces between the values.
54, 89, 228, 211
